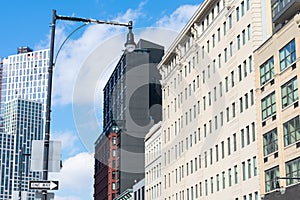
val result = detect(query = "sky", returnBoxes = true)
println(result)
[0,1,201,199]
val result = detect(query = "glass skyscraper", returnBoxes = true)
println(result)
[0,48,49,199]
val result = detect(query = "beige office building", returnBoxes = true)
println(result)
[157,0,270,199]
[254,13,300,199]
[145,122,163,200]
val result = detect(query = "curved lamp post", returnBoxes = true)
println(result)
[42,9,136,200]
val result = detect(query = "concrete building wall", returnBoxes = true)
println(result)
[157,0,267,199]
[254,13,300,198]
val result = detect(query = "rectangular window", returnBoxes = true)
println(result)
[245,93,249,109]
[218,54,222,68]
[219,82,223,97]
[234,165,238,184]
[263,128,278,156]
[225,77,229,92]
[223,22,227,36]
[246,126,250,145]
[224,48,228,63]
[216,145,219,162]
[236,7,240,21]
[242,162,246,181]
[231,71,235,87]
[249,56,253,72]
[207,40,210,53]
[237,35,241,50]
[214,87,217,102]
[220,112,224,126]
[215,115,218,130]
[229,14,232,29]
[210,177,214,194]
[280,39,296,71]
[281,77,298,108]
[250,89,254,105]
[205,180,208,196]
[222,171,226,189]
[240,97,243,113]
[286,157,300,186]
[284,116,300,146]
[112,182,116,190]
[265,166,279,192]
[112,136,117,145]
[253,156,257,176]
[204,152,207,168]
[243,60,247,77]
[221,141,225,159]
[216,174,220,191]
[233,133,237,151]
[241,1,245,16]
[260,57,274,86]
[261,92,276,120]
[241,129,245,148]
[238,65,242,81]
[230,42,233,57]
[199,182,202,196]
[242,30,246,45]
[252,122,256,142]
[228,168,232,187]
[247,0,250,10]
[210,148,213,165]
[247,24,251,40]
[212,34,215,47]
[217,28,221,42]
[213,60,216,73]
[226,107,230,122]
[227,137,231,155]
[248,159,252,178]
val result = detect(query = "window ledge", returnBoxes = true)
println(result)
[282,100,299,111]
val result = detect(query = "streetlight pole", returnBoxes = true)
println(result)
[42,9,136,200]
[18,148,31,200]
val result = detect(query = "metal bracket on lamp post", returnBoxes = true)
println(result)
[275,176,300,194]
[42,9,136,200]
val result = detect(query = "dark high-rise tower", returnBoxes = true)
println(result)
[94,39,164,200]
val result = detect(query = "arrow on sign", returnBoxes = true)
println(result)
[50,181,58,190]
[29,180,59,190]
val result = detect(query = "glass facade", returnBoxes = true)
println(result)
[0,49,48,200]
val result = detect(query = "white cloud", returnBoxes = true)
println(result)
[50,152,94,199]
[51,130,80,156]
[155,4,199,30]
[35,3,198,107]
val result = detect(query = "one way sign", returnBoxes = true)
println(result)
[29,180,59,190]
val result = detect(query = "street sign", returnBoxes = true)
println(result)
[29,180,59,190]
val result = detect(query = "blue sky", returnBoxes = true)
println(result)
[0,1,201,199]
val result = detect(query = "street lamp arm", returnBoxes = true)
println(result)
[276,176,300,180]
[55,15,133,28]
[54,23,88,65]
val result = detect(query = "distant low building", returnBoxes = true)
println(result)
[145,122,162,200]
[133,179,145,200]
